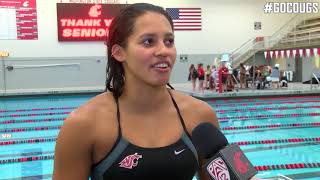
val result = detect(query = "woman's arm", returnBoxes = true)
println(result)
[53,110,93,180]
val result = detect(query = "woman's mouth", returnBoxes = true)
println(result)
[152,62,170,72]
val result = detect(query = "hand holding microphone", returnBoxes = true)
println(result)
[191,122,258,180]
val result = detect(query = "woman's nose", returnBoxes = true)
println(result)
[154,42,170,57]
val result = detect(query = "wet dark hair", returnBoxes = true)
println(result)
[189,64,195,71]
[105,3,174,98]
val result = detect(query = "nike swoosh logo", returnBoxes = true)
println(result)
[174,149,185,155]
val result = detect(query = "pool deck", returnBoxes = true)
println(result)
[172,82,320,100]
[0,86,105,97]
[0,82,319,99]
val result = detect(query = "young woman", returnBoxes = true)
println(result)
[205,65,212,89]
[240,63,246,89]
[197,63,205,94]
[53,3,219,180]
[226,74,235,91]
[210,65,217,92]
[189,64,198,91]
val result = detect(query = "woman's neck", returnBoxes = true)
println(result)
[119,79,171,114]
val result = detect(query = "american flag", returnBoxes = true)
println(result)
[166,8,202,31]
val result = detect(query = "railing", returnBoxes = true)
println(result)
[230,38,254,57]
[277,174,293,180]
[5,63,80,71]
[231,13,320,67]
[262,174,294,180]
[231,74,239,92]
[230,37,255,64]
[310,73,320,89]
[265,14,318,48]
[265,14,300,47]
[230,39,265,67]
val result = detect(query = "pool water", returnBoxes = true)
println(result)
[0,94,319,179]
[209,96,320,179]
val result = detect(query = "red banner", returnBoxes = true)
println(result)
[57,3,129,41]
[0,0,37,40]
[0,0,36,8]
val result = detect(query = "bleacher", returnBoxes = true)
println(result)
[231,14,320,68]
[273,16,320,49]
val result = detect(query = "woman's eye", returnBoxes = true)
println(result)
[164,38,174,46]
[143,38,154,46]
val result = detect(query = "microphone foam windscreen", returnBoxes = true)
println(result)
[191,122,228,159]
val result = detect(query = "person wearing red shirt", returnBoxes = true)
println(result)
[197,63,205,94]
[218,64,229,92]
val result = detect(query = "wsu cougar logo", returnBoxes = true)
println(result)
[88,4,102,18]
[207,157,230,180]
[22,1,29,7]
[233,151,249,174]
[119,153,142,169]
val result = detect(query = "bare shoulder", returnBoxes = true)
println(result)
[70,92,114,120]
[63,92,115,131]
[56,92,116,151]
[53,92,116,179]
[170,90,219,132]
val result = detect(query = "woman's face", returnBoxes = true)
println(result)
[121,12,176,87]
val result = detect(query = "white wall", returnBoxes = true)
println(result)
[302,56,320,82]
[0,0,307,94]
[0,58,4,95]
[1,0,296,57]
[2,57,106,94]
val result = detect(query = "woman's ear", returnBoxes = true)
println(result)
[111,44,126,62]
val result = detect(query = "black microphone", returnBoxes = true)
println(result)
[192,122,258,180]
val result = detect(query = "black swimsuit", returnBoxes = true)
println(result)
[90,91,199,180]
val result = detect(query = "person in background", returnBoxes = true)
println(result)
[52,3,222,180]
[197,63,205,94]
[255,67,265,90]
[279,70,288,87]
[226,74,235,91]
[269,64,280,89]
[239,63,246,89]
[189,64,198,91]
[219,63,229,92]
[232,68,239,82]
[205,65,212,89]
[209,65,217,91]
[262,65,270,77]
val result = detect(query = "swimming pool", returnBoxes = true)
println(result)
[0,94,319,179]
[0,94,94,179]
[209,95,320,179]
